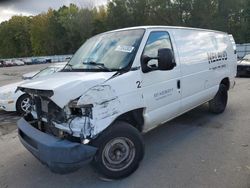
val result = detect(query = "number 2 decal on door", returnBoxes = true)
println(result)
[136,81,142,88]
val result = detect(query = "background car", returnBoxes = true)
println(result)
[0,62,66,114]
[4,60,14,67]
[2,59,25,67]
[32,57,52,64]
[13,59,25,66]
[23,58,32,65]
[237,54,250,77]
[0,60,4,67]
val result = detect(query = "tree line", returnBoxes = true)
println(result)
[0,0,249,59]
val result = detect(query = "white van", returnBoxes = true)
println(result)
[17,26,237,179]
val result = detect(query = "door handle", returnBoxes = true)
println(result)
[177,80,181,89]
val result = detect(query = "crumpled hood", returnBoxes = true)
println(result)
[19,71,115,108]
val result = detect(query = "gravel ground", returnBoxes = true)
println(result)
[0,64,52,86]
[0,65,249,188]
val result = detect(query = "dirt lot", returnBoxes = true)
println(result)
[0,65,250,188]
[0,64,51,86]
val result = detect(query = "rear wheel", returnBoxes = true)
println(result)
[91,121,144,179]
[209,84,228,114]
[16,94,31,115]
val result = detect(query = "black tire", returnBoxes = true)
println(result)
[209,84,228,114]
[16,94,31,115]
[91,121,144,179]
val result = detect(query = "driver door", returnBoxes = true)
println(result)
[141,30,182,131]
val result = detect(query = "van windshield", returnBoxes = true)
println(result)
[64,29,145,72]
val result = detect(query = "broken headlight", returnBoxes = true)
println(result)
[58,100,95,139]
[68,99,93,117]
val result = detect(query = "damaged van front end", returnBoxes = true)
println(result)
[17,28,146,177]
[17,81,121,173]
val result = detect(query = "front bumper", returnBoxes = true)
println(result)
[17,118,97,174]
[0,99,16,111]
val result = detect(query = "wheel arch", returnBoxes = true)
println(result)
[113,108,145,132]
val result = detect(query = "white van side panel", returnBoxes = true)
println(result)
[171,29,217,112]
[171,29,233,113]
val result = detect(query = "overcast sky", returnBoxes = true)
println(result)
[0,0,107,23]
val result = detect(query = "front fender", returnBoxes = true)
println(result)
[77,85,121,136]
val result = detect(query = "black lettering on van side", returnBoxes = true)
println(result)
[207,51,227,64]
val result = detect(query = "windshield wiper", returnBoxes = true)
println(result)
[82,61,113,71]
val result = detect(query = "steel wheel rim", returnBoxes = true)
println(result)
[20,97,31,112]
[102,137,136,172]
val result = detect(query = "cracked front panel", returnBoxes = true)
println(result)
[77,85,121,136]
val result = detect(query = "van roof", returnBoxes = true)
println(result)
[105,25,227,35]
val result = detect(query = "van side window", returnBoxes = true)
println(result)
[143,31,173,66]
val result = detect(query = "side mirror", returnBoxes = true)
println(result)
[141,48,176,73]
[158,48,176,71]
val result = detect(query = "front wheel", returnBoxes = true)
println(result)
[209,84,228,114]
[91,121,144,179]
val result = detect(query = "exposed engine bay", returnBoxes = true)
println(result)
[18,85,121,143]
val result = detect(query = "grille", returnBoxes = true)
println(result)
[33,96,66,123]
